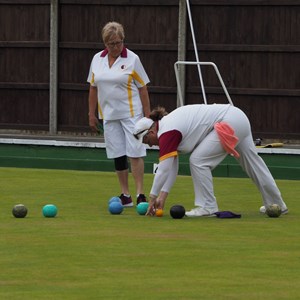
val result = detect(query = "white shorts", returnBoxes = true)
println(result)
[104,114,147,159]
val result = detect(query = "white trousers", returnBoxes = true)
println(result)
[189,106,287,210]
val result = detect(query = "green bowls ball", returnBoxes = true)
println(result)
[42,204,58,218]
[266,204,282,218]
[136,202,149,215]
[12,204,28,218]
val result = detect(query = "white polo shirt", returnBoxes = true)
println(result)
[87,47,150,121]
[157,104,231,159]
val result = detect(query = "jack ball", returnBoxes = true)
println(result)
[156,209,164,217]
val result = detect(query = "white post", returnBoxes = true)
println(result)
[185,0,207,104]
[177,0,187,107]
[49,0,58,134]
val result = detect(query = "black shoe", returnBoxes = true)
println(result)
[119,194,133,207]
[137,194,147,205]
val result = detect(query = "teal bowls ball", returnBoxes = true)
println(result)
[136,202,149,215]
[42,204,58,218]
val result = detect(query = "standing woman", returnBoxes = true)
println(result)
[87,22,151,206]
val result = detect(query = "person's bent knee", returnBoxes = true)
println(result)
[189,156,210,170]
[114,155,128,171]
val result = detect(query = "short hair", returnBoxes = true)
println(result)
[101,22,125,44]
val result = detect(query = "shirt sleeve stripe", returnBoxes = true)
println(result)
[132,70,145,86]
[91,73,95,85]
[159,151,178,162]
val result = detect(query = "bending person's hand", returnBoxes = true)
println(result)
[146,195,157,216]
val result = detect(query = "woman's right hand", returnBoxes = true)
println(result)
[89,114,100,133]
[146,196,157,216]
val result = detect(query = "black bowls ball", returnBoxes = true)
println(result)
[170,205,185,219]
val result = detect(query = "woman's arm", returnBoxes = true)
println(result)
[88,85,99,132]
[146,156,178,215]
[138,85,151,118]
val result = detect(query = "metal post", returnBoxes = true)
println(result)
[177,0,187,107]
[49,0,58,134]
[185,0,207,104]
[175,61,233,106]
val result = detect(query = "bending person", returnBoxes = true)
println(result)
[133,104,288,217]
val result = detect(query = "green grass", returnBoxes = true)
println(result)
[1,167,300,299]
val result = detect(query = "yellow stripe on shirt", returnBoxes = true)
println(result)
[131,70,145,86]
[127,75,134,117]
[91,72,95,85]
[127,70,146,117]
[98,105,104,119]
[159,151,178,162]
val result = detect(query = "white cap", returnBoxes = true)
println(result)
[133,117,154,143]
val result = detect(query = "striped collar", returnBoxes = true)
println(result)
[100,47,127,58]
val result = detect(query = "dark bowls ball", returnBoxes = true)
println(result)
[12,204,28,218]
[170,205,185,219]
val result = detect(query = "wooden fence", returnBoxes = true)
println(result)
[0,0,299,140]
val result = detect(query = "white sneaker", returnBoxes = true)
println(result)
[185,207,218,217]
[259,205,289,215]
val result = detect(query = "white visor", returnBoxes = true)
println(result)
[133,117,154,143]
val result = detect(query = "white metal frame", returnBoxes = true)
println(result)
[175,0,233,107]
[174,61,234,107]
[185,0,207,104]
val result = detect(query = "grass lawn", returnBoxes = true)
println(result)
[1,167,300,299]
